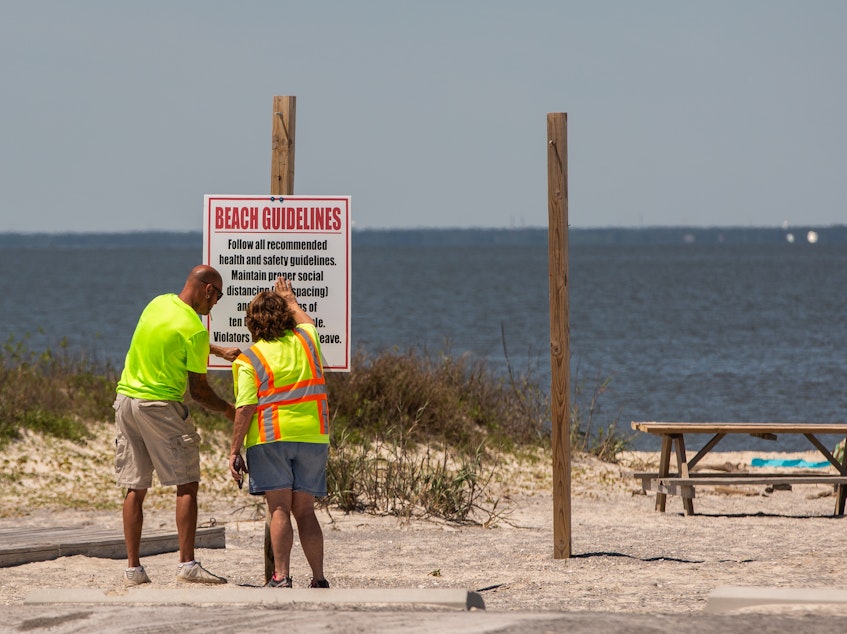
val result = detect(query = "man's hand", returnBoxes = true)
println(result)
[210,344,241,362]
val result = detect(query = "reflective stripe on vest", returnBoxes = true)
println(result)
[239,328,329,443]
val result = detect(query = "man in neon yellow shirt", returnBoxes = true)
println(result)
[115,265,239,586]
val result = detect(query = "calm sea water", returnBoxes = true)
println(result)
[3,241,847,452]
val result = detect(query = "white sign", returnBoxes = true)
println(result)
[202,194,351,371]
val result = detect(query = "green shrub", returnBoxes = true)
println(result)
[0,336,116,447]
[325,345,548,453]
[324,428,501,524]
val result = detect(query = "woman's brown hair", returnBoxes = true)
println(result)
[245,291,297,341]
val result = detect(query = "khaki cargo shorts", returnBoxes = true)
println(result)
[114,393,201,488]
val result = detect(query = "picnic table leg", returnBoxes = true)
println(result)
[656,435,672,512]
[673,434,694,516]
[835,485,847,517]
[836,435,847,517]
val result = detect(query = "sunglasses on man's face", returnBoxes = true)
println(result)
[200,279,224,301]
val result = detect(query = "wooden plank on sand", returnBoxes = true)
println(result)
[0,526,225,567]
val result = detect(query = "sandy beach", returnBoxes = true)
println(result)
[3,423,847,631]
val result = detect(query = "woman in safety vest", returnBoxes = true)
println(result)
[228,276,330,588]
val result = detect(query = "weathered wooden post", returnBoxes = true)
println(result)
[547,112,571,559]
[271,95,296,196]
[264,95,297,582]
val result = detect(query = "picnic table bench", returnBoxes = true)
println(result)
[630,421,847,516]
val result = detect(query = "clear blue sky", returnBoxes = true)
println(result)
[1,1,844,232]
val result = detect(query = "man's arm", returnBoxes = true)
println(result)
[210,344,241,362]
[188,372,236,421]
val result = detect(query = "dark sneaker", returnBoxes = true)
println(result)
[309,578,330,588]
[265,575,293,588]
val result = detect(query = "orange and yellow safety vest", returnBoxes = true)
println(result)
[237,328,329,446]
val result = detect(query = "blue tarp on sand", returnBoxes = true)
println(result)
[750,458,830,469]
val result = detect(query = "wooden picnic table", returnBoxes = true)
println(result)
[630,421,847,516]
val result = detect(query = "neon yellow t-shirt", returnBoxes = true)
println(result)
[232,324,328,445]
[116,294,209,401]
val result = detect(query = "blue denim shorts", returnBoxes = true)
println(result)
[245,441,328,497]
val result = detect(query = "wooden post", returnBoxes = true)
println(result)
[547,113,571,559]
[271,96,296,196]
[264,95,297,582]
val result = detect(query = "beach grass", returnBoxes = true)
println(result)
[0,339,628,522]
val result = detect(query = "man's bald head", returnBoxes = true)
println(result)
[179,265,224,315]
[189,265,222,288]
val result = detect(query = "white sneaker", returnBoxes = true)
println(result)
[123,566,151,587]
[176,561,227,584]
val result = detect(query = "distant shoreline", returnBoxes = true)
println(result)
[2,224,846,248]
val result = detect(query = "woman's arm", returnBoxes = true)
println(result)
[274,276,315,326]
[229,403,257,485]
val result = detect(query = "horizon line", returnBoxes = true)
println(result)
[0,223,843,235]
